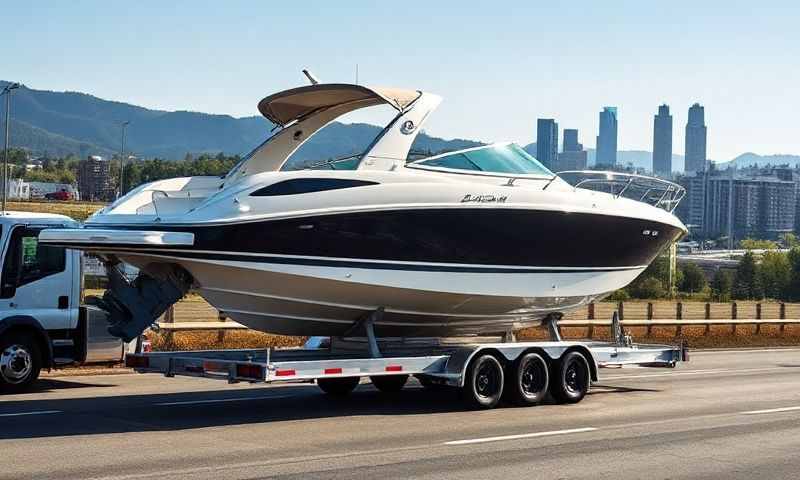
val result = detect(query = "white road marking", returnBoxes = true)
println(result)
[740,406,800,415]
[693,347,800,355]
[444,427,597,446]
[155,395,292,406]
[601,366,785,381]
[0,410,62,417]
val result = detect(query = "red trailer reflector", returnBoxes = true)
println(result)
[324,368,343,375]
[275,369,296,377]
[237,364,263,379]
[385,365,403,372]
[125,354,149,369]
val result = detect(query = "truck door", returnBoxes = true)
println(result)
[0,226,72,331]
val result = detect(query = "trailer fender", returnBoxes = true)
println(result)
[444,343,598,387]
[0,316,54,368]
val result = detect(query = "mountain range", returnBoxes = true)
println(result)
[2,80,799,171]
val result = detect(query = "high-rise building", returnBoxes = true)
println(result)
[557,128,587,171]
[536,119,558,170]
[652,104,673,177]
[685,103,707,173]
[679,166,796,241]
[675,172,707,235]
[596,107,618,167]
[78,155,114,202]
[563,129,581,152]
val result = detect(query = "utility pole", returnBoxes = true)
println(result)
[119,121,129,197]
[2,82,21,214]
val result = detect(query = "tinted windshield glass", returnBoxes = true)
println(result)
[415,144,552,176]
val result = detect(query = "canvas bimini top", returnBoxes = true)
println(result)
[226,83,440,180]
[257,84,422,126]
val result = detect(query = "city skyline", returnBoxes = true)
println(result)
[1,1,798,161]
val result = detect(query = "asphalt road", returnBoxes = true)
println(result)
[3,348,800,479]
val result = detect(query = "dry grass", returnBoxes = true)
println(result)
[8,200,106,221]
[149,330,305,351]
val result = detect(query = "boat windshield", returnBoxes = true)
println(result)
[409,143,553,176]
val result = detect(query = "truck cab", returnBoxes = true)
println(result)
[0,211,128,392]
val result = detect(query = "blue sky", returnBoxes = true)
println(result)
[2,1,799,160]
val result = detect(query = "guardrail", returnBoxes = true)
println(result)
[559,318,800,338]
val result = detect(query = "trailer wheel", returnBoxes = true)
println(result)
[506,352,549,406]
[317,376,360,397]
[462,354,504,409]
[551,351,590,404]
[370,374,408,393]
[0,332,42,394]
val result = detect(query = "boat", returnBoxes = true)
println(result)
[40,80,688,341]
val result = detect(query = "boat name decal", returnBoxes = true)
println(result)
[461,194,508,204]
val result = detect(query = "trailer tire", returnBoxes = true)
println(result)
[506,352,549,406]
[0,332,42,394]
[317,376,360,397]
[370,374,408,393]
[461,354,504,409]
[550,351,590,404]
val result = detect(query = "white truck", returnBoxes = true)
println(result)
[0,212,131,393]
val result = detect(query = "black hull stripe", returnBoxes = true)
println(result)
[82,208,682,268]
[66,245,644,273]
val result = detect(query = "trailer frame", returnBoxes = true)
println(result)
[126,312,688,407]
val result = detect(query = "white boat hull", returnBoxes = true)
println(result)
[117,252,643,336]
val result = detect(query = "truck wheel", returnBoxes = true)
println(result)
[317,377,360,397]
[0,333,42,394]
[461,354,504,409]
[370,374,408,393]
[506,352,549,406]
[550,351,590,404]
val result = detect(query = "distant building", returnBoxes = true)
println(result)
[78,155,114,201]
[596,107,618,167]
[5,178,30,200]
[675,172,707,235]
[685,103,707,173]
[563,129,581,152]
[678,164,800,241]
[652,104,673,177]
[557,129,587,171]
[536,119,558,170]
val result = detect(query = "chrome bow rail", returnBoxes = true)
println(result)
[556,170,686,213]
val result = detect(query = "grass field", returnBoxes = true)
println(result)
[8,200,106,221]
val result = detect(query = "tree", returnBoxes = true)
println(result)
[627,255,682,298]
[631,277,666,299]
[739,238,779,250]
[679,262,707,294]
[758,250,791,299]
[733,251,763,300]
[786,247,800,301]
[710,269,734,301]
[781,233,799,249]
